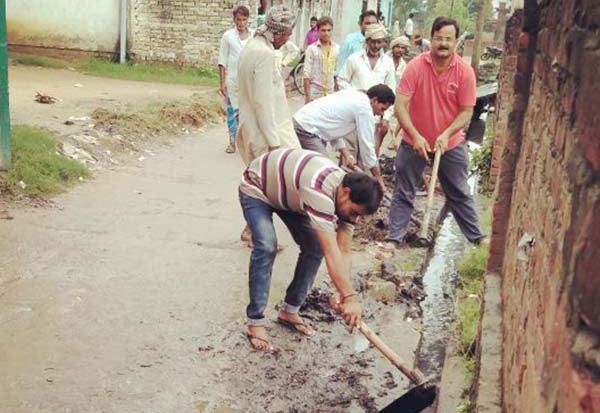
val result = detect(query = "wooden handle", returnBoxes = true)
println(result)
[418,149,442,239]
[358,321,425,385]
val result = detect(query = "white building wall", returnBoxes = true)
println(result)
[7,0,121,52]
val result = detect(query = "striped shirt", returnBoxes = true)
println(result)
[239,148,349,234]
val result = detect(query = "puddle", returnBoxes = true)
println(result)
[415,153,480,378]
[415,213,467,377]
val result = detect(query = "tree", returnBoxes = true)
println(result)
[392,0,423,29]
[424,0,475,36]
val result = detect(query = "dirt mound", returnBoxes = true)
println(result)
[299,288,336,323]
[92,92,222,139]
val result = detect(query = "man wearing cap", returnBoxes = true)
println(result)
[237,5,301,244]
[336,10,378,76]
[338,24,396,158]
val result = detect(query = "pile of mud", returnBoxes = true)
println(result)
[51,92,224,172]
[92,92,222,139]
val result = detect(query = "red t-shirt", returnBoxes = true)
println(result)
[397,51,476,151]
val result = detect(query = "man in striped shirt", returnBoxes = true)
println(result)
[239,148,383,351]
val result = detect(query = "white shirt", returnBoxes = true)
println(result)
[338,49,396,120]
[293,89,378,169]
[404,18,414,36]
[391,55,407,84]
[218,28,254,108]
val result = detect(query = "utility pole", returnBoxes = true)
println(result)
[0,0,11,170]
[471,0,487,81]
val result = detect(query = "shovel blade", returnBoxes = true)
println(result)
[377,382,437,413]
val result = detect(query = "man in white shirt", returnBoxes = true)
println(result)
[218,6,254,154]
[338,24,396,157]
[292,84,395,192]
[404,13,414,39]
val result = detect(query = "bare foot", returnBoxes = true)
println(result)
[246,325,273,352]
[277,310,314,336]
[240,226,252,242]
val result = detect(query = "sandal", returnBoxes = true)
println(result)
[246,332,274,352]
[225,144,236,154]
[276,317,315,337]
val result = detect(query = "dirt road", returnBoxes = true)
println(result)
[9,65,210,135]
[1,72,423,411]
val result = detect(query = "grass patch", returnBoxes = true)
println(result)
[452,206,492,412]
[456,246,487,354]
[11,54,69,69]
[1,125,90,196]
[10,53,220,87]
[78,58,219,87]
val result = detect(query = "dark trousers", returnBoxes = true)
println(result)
[387,142,485,243]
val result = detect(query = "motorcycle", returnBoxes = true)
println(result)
[481,45,503,60]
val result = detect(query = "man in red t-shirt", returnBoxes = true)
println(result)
[386,16,486,247]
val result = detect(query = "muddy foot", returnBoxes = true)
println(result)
[276,311,315,336]
[246,326,274,352]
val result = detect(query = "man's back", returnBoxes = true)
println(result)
[294,89,373,140]
[240,148,346,233]
[237,35,299,165]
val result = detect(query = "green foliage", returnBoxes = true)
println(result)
[5,125,90,196]
[424,0,476,37]
[12,54,68,69]
[458,399,474,413]
[469,117,495,191]
[393,0,423,26]
[78,58,219,87]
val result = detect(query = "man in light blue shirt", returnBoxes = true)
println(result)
[336,10,378,75]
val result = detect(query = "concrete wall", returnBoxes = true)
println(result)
[7,0,121,53]
[487,0,600,411]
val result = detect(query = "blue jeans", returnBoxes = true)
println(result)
[239,192,324,326]
[226,106,239,145]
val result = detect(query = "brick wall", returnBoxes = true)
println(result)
[488,0,600,411]
[130,0,259,67]
[486,9,524,273]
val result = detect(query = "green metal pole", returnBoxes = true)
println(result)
[0,0,11,170]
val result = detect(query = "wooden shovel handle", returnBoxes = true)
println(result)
[418,149,442,239]
[358,321,426,385]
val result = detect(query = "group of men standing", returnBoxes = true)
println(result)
[217,5,486,351]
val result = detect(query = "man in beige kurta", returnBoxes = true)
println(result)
[236,5,300,166]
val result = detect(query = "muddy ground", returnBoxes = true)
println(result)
[1,65,447,413]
